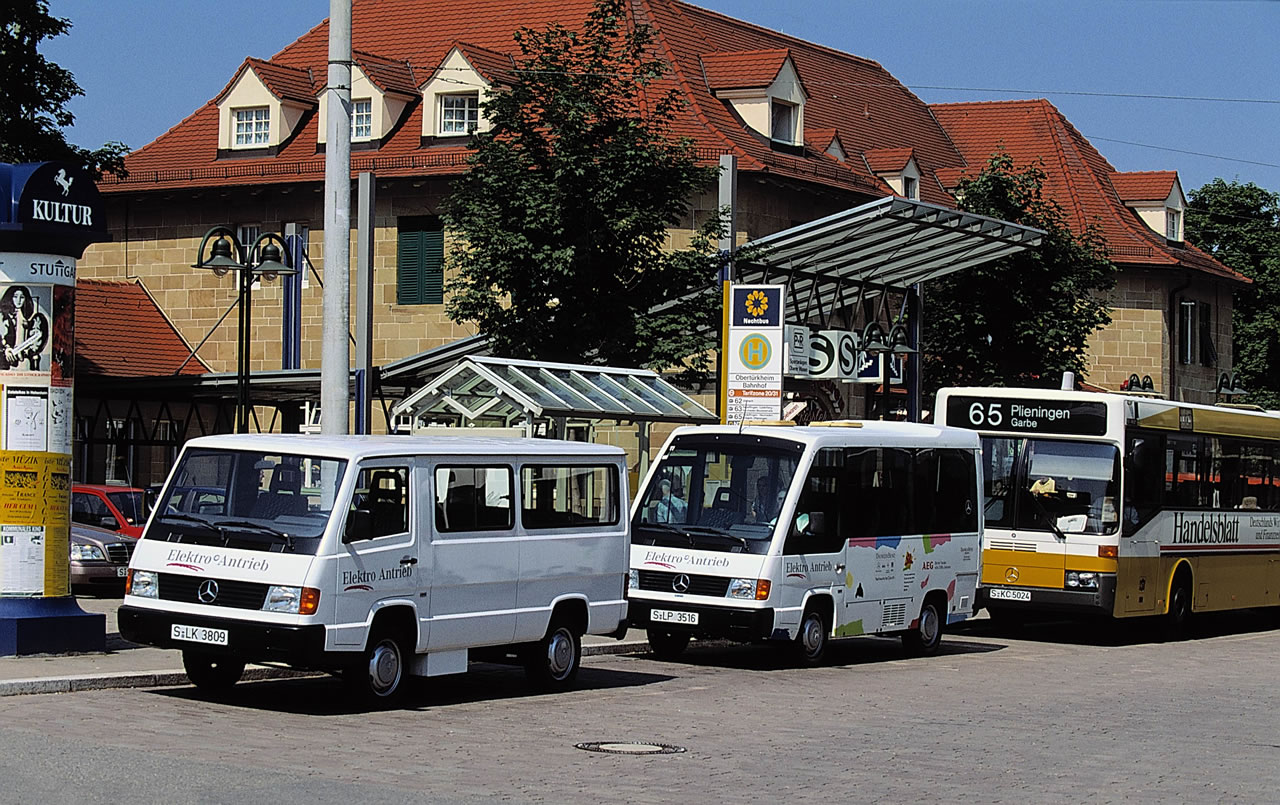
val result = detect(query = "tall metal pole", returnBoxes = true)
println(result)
[321,0,352,435]
[717,154,737,425]
[238,265,252,433]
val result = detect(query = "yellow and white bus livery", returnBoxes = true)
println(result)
[937,385,1280,633]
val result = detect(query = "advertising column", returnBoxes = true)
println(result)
[724,285,784,424]
[0,162,108,654]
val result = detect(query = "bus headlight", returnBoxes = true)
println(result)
[128,569,158,598]
[727,578,771,600]
[1065,571,1099,590]
[263,585,320,615]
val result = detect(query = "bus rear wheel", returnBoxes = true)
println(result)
[903,598,944,656]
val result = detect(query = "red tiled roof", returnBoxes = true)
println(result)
[700,48,792,91]
[106,0,966,208]
[75,280,209,377]
[930,99,1246,283]
[352,51,418,96]
[1111,170,1177,202]
[864,146,914,173]
[806,127,838,150]
[451,42,517,86]
[214,58,317,106]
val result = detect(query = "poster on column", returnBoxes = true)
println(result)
[725,285,784,424]
[0,284,53,378]
[4,387,47,452]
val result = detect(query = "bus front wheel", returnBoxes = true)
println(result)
[903,598,944,656]
[647,629,690,660]
[1162,573,1193,641]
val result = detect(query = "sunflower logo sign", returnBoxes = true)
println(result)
[733,286,780,327]
[725,284,785,424]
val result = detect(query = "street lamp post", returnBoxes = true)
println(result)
[192,226,297,433]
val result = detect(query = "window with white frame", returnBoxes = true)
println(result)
[352,99,373,140]
[902,176,918,200]
[1166,209,1182,241]
[234,107,270,146]
[770,100,797,144]
[1179,299,1196,365]
[439,93,479,136]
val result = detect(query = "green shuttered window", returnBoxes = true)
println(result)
[397,216,444,305]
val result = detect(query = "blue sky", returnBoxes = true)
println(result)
[45,0,1280,193]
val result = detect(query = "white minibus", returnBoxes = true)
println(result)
[628,421,982,662]
[120,434,629,701]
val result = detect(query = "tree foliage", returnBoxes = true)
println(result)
[1186,179,1280,409]
[922,152,1117,396]
[444,0,721,371]
[0,2,128,177]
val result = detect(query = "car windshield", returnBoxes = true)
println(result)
[147,447,347,554]
[632,434,801,554]
[105,490,146,525]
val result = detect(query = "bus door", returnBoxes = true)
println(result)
[780,447,848,635]
[1119,431,1163,614]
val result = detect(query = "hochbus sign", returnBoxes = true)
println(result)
[724,285,783,424]
[944,395,1109,436]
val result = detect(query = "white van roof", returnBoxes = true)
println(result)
[666,421,980,451]
[181,434,626,462]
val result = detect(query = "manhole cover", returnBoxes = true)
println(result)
[575,741,686,755]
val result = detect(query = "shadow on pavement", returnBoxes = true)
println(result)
[954,607,1280,647]
[148,662,673,716]
[641,632,1006,672]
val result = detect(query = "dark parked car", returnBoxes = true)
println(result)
[70,523,137,595]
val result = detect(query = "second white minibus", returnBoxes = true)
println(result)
[627,421,982,662]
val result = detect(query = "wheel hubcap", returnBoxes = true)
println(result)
[920,607,939,644]
[547,629,575,678]
[803,617,823,654]
[369,641,401,694]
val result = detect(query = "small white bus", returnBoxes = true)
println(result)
[627,421,982,662]
[120,434,629,701]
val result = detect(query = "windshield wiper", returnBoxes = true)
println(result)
[157,512,227,544]
[1026,494,1068,542]
[215,519,296,551]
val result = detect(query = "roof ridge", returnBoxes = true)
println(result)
[638,0,762,170]
[1037,99,1090,228]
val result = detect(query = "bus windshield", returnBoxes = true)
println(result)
[146,448,347,554]
[982,437,1120,536]
[633,436,801,554]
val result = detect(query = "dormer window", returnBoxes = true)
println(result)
[234,107,270,147]
[902,175,918,201]
[352,99,373,140]
[771,100,797,144]
[439,93,480,136]
[702,49,807,148]
[1166,208,1182,242]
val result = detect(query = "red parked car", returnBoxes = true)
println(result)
[71,484,148,539]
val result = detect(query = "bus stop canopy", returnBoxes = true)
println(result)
[391,356,717,427]
[737,196,1045,323]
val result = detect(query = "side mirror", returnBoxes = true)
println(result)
[806,511,827,535]
[344,509,373,544]
[100,515,119,530]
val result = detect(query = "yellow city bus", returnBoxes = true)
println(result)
[936,386,1280,633]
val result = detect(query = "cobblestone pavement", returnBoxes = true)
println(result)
[0,613,1277,804]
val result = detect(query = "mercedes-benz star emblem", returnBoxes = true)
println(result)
[197,579,220,604]
[1005,567,1020,583]
[672,574,691,593]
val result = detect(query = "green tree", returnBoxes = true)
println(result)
[1186,179,1280,409]
[923,152,1117,396]
[444,0,721,371]
[0,2,128,176]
